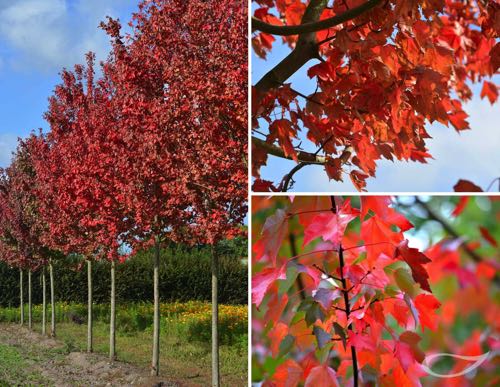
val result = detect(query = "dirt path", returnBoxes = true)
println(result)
[0,323,181,386]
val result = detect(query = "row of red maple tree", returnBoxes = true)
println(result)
[0,0,247,384]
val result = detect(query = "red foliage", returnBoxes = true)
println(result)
[0,137,49,270]
[252,1,499,191]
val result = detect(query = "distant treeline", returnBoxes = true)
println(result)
[0,238,247,307]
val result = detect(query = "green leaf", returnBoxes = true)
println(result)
[278,334,295,358]
[313,326,332,349]
[333,322,347,350]
[278,266,299,296]
[394,268,416,296]
[316,342,333,364]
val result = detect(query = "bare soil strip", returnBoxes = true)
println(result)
[0,323,181,386]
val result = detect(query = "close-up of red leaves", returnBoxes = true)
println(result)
[252,0,500,192]
[252,195,500,386]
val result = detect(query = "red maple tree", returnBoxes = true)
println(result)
[251,0,499,191]
[99,0,247,378]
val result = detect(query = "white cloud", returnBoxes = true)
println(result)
[0,0,135,72]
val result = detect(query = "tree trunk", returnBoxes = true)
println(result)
[28,270,32,330]
[87,259,93,353]
[19,269,24,326]
[151,237,161,376]
[211,245,220,387]
[42,267,47,335]
[49,260,56,337]
[109,260,116,361]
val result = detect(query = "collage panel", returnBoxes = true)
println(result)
[251,1,499,193]
[0,1,247,386]
[0,0,499,386]
[251,195,499,386]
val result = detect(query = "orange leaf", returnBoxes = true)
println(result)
[414,294,441,331]
[480,81,498,105]
[272,359,303,387]
[304,364,339,387]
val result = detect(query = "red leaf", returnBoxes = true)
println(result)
[349,170,369,192]
[448,110,470,131]
[252,264,287,306]
[360,196,413,231]
[253,208,289,265]
[303,199,358,247]
[480,81,498,104]
[395,240,432,292]
[394,341,414,372]
[414,294,441,331]
[451,196,469,217]
[272,359,303,387]
[304,364,339,387]
[361,216,403,265]
[453,179,483,192]
[479,226,498,247]
[268,119,298,161]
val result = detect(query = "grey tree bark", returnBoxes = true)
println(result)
[49,260,56,337]
[109,260,116,361]
[42,267,47,335]
[87,259,93,353]
[151,237,161,376]
[19,269,24,326]
[28,270,32,330]
[211,245,220,387]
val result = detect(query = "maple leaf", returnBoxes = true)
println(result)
[252,264,287,306]
[272,359,303,387]
[453,179,483,192]
[303,199,358,247]
[394,341,415,372]
[304,364,340,387]
[395,240,432,292]
[360,196,413,231]
[268,322,289,356]
[253,208,289,264]
[480,81,499,105]
[448,110,470,131]
[268,119,298,161]
[361,215,403,265]
[414,294,441,331]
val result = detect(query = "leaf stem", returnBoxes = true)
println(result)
[331,196,359,387]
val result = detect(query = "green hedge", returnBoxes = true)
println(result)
[0,239,247,307]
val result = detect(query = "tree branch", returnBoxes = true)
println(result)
[252,0,382,36]
[414,197,500,286]
[281,162,312,192]
[253,136,327,164]
[254,0,329,93]
[415,198,482,263]
[330,196,359,387]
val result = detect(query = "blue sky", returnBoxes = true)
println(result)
[0,0,138,167]
[252,40,500,192]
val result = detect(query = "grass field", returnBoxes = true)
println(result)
[0,301,247,386]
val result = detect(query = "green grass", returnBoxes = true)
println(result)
[0,342,53,385]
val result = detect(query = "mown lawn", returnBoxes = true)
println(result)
[0,301,247,386]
